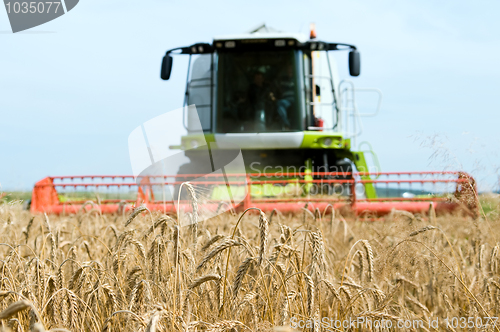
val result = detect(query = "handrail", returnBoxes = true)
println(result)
[338,79,383,145]
[354,88,382,117]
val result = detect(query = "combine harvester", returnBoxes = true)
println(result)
[30,25,478,217]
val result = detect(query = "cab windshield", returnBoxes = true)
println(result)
[216,50,302,133]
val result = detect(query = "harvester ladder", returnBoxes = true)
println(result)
[338,80,382,147]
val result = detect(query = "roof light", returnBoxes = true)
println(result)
[198,45,204,52]
[225,41,235,48]
[310,23,317,39]
[275,39,285,47]
[191,46,197,53]
[215,42,222,48]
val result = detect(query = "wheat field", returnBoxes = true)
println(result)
[0,193,499,332]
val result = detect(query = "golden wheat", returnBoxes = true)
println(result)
[0,196,498,331]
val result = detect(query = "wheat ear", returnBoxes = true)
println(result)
[145,311,161,332]
[304,273,314,316]
[409,225,437,237]
[258,211,269,266]
[232,257,255,298]
[361,240,374,282]
[125,205,149,227]
[197,239,242,271]
[189,274,221,289]
[202,234,225,252]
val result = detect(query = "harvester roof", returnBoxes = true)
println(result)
[165,24,357,55]
[213,23,308,44]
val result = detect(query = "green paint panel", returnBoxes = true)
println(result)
[173,132,378,199]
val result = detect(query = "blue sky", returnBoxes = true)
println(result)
[1,0,499,191]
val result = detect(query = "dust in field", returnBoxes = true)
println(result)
[0,196,499,331]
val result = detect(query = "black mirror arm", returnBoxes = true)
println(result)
[165,43,214,55]
[165,47,191,55]
[328,43,357,51]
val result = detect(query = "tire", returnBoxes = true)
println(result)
[335,159,353,196]
[320,159,352,196]
[22,199,32,211]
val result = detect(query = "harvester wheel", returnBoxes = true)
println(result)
[22,199,31,211]
[330,159,353,196]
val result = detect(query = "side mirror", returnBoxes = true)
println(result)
[161,54,173,80]
[348,50,360,77]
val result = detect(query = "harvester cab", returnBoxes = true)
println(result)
[161,24,379,200]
